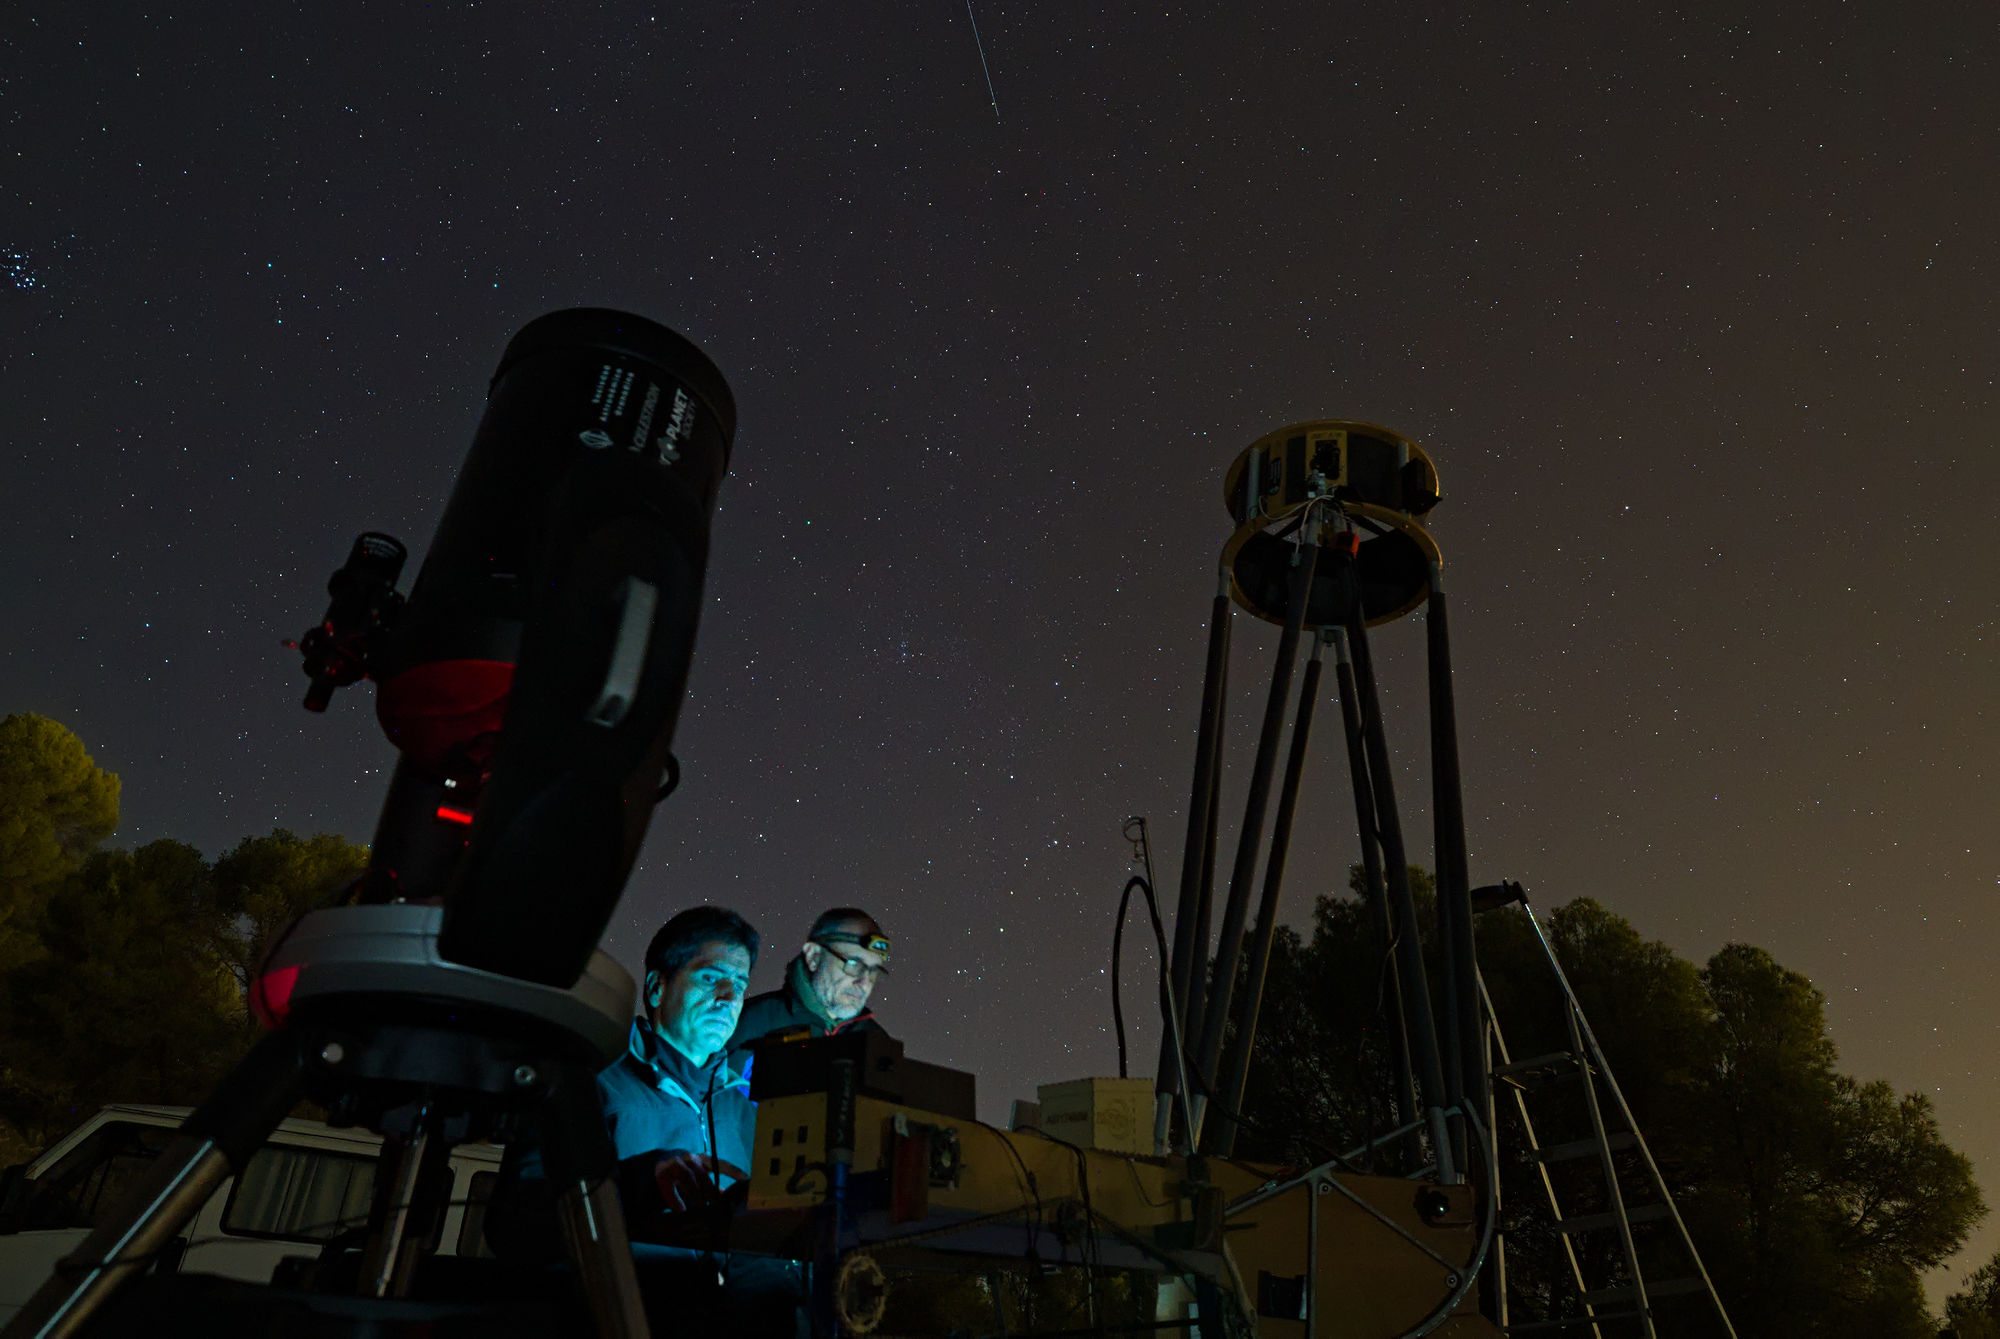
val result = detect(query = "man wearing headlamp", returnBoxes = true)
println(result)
[729,907,891,1071]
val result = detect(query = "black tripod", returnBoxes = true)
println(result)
[6,907,649,1337]
[2,309,738,1339]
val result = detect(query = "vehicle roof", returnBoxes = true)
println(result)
[31,1106,503,1175]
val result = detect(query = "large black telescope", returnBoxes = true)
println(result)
[366,307,735,984]
[4,309,734,1339]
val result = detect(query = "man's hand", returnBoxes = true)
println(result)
[652,1151,750,1212]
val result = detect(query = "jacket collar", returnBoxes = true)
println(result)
[787,954,876,1033]
[625,1017,747,1101]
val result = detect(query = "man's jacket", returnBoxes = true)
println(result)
[485,1018,753,1259]
[599,1017,755,1178]
[727,954,886,1079]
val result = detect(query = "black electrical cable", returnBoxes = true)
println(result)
[1109,875,1151,1080]
[1393,1102,1500,1339]
[1111,819,1163,1080]
[974,1120,1045,1257]
[1026,1130,1106,1333]
[1115,872,1196,1144]
[1109,864,1347,1168]
[703,1060,732,1283]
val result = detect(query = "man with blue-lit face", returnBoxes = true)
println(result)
[485,906,803,1330]
[649,939,752,1066]
[596,906,760,1214]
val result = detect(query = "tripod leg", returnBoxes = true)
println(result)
[355,1105,459,1299]
[1158,577,1233,1152]
[1,1029,309,1339]
[1192,539,1319,1147]
[1331,630,1422,1172]
[1344,603,1457,1182]
[1211,632,1326,1156]
[541,1065,651,1339]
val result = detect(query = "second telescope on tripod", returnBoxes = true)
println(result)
[1156,418,1487,1197]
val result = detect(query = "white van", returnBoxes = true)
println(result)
[0,1105,504,1323]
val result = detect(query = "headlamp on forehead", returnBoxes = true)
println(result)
[813,930,892,962]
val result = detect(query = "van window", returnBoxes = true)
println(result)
[457,1170,498,1258]
[222,1145,377,1243]
[11,1121,177,1232]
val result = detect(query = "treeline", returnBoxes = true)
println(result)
[0,712,364,1165]
[1237,868,1996,1337]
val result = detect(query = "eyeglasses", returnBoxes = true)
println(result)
[818,944,887,983]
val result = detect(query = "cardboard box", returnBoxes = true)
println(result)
[1035,1077,1157,1154]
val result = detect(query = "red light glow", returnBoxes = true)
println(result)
[250,965,301,1029]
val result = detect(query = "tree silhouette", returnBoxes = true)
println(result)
[1237,874,1982,1337]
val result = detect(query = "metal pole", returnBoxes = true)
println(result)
[812,1057,861,1339]
[1423,590,1465,1174]
[1211,633,1325,1156]
[1191,540,1320,1146]
[1428,573,1482,1130]
[1482,1011,1507,1328]
[1522,905,1739,1339]
[1173,737,1229,1143]
[1427,571,1495,1305]
[1187,748,1225,1040]
[1480,973,1594,1339]
[1330,628,1422,1172]
[543,1061,651,1339]
[1155,574,1234,1152]
[1345,596,1456,1182]
[358,1113,432,1297]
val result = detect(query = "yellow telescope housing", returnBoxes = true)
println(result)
[1220,418,1442,628]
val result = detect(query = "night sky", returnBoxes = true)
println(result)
[5,0,1996,1302]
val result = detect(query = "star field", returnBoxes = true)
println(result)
[3,0,1997,1303]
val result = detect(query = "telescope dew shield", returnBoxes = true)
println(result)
[369,308,734,986]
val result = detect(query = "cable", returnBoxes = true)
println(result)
[1394,1103,1499,1339]
[1105,824,1326,1164]
[1021,1130,1105,1333]
[702,1060,732,1282]
[1109,875,1150,1080]
[1110,819,1158,1079]
[972,1120,1044,1256]
[1108,820,1197,1147]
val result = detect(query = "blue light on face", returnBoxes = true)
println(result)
[660,942,754,1063]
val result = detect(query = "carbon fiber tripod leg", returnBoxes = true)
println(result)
[542,1063,651,1339]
